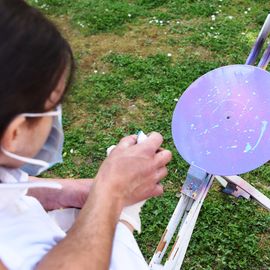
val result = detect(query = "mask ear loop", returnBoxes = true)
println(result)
[0,106,62,168]
[21,106,61,118]
[1,147,50,167]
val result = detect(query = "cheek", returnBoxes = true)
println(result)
[39,117,53,145]
[44,71,67,110]
[30,117,53,156]
[45,90,63,110]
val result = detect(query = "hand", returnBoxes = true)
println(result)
[27,178,94,211]
[95,132,172,208]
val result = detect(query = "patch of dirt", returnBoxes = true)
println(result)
[51,15,213,128]
[63,99,89,128]
[259,231,270,249]
[52,15,213,73]
[256,182,270,191]
[178,17,206,27]
[106,95,149,128]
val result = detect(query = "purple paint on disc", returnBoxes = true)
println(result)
[172,65,270,176]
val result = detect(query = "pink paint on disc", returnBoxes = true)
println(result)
[172,65,270,175]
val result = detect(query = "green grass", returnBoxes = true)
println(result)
[28,0,270,269]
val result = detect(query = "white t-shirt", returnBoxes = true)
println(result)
[0,167,149,270]
[0,195,66,270]
[0,167,66,270]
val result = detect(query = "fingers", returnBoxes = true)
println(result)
[145,167,167,200]
[117,132,164,155]
[137,132,163,154]
[148,156,170,199]
[155,167,168,182]
[151,184,164,197]
[154,149,172,168]
[117,135,137,149]
[106,145,116,156]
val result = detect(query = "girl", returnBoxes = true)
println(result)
[0,1,172,269]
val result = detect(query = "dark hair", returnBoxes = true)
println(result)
[0,0,75,138]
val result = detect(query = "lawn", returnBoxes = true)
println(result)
[29,1,270,269]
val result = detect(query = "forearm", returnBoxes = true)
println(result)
[27,177,62,209]
[27,177,95,210]
[37,181,123,270]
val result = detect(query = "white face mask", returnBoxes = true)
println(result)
[1,105,64,176]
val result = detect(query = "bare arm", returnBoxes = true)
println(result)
[0,261,7,270]
[37,180,122,270]
[0,183,121,270]
[34,133,171,270]
[27,178,94,210]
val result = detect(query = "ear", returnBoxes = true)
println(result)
[1,115,27,152]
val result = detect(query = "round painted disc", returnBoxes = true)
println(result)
[172,65,270,175]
